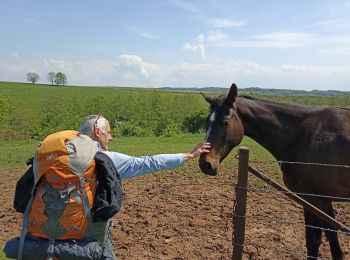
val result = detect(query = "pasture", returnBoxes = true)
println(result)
[0,82,349,259]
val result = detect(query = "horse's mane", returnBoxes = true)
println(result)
[241,95,350,112]
[216,94,349,112]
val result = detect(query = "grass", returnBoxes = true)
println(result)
[0,81,127,111]
[0,139,38,168]
[0,133,277,170]
[0,81,202,113]
[0,249,7,260]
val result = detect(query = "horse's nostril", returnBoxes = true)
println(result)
[199,160,218,176]
[205,162,212,172]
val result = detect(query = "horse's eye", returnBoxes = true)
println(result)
[223,116,231,126]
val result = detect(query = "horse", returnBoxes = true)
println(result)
[199,83,350,260]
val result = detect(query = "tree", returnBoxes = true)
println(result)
[47,72,56,85]
[54,72,68,86]
[26,72,40,84]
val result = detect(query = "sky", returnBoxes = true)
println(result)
[1,0,350,91]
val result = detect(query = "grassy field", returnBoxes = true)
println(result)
[1,81,349,142]
[0,133,276,174]
[0,81,317,259]
[0,81,205,113]
[0,80,299,180]
[0,81,210,140]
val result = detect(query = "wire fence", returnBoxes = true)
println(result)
[114,152,350,259]
[232,148,350,260]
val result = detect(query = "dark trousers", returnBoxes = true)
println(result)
[100,226,117,260]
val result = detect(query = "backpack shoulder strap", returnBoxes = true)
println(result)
[14,158,34,213]
[17,183,35,260]
[92,151,124,222]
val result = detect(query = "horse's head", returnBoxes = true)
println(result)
[199,83,244,176]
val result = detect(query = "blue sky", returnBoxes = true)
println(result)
[1,0,350,90]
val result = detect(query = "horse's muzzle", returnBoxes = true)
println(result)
[199,155,218,176]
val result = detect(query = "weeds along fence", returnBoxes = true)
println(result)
[232,147,350,260]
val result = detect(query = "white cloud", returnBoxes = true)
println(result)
[0,55,349,90]
[201,30,315,48]
[209,18,246,28]
[152,60,349,90]
[254,32,314,47]
[321,36,350,44]
[196,34,205,43]
[168,0,200,15]
[196,30,319,48]
[116,54,157,79]
[43,59,74,72]
[205,30,230,44]
[319,47,350,55]
[137,31,160,39]
[279,64,350,78]
[127,27,160,40]
[0,55,158,86]
[311,16,350,30]
[182,43,206,58]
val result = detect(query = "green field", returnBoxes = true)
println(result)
[1,80,347,174]
[5,81,346,259]
[0,81,210,140]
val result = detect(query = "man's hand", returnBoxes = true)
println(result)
[184,142,211,160]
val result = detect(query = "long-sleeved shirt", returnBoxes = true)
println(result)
[102,151,185,179]
[92,140,184,179]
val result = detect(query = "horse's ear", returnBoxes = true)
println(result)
[226,83,238,106]
[200,92,214,104]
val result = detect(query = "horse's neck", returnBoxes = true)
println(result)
[237,97,311,159]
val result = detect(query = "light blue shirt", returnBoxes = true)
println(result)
[102,150,185,179]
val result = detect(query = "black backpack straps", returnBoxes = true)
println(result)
[18,175,36,260]
[92,152,124,222]
[14,157,34,213]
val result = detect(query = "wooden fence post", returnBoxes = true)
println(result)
[232,147,249,260]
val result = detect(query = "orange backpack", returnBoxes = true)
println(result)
[7,130,123,260]
[27,130,99,240]
[17,130,102,260]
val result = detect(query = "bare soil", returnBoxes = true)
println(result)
[1,163,349,259]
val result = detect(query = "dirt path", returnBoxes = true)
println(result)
[1,164,349,259]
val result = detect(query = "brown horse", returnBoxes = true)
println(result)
[199,83,350,260]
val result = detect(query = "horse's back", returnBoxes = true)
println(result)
[282,107,350,198]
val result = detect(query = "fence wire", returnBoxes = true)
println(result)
[116,156,349,259]
[233,157,350,259]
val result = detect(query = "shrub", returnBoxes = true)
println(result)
[113,121,150,137]
[162,122,182,137]
[0,94,10,130]
[0,98,36,140]
[182,109,207,133]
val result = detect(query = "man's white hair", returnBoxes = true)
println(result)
[79,114,107,136]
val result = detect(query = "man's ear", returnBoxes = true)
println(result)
[93,127,100,138]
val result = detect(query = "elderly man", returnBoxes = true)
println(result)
[5,114,210,260]
[79,114,211,259]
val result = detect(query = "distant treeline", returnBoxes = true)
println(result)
[0,82,349,141]
[159,86,349,97]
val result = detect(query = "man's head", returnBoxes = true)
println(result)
[79,114,112,150]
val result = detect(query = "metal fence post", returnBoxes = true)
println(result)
[232,147,249,260]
